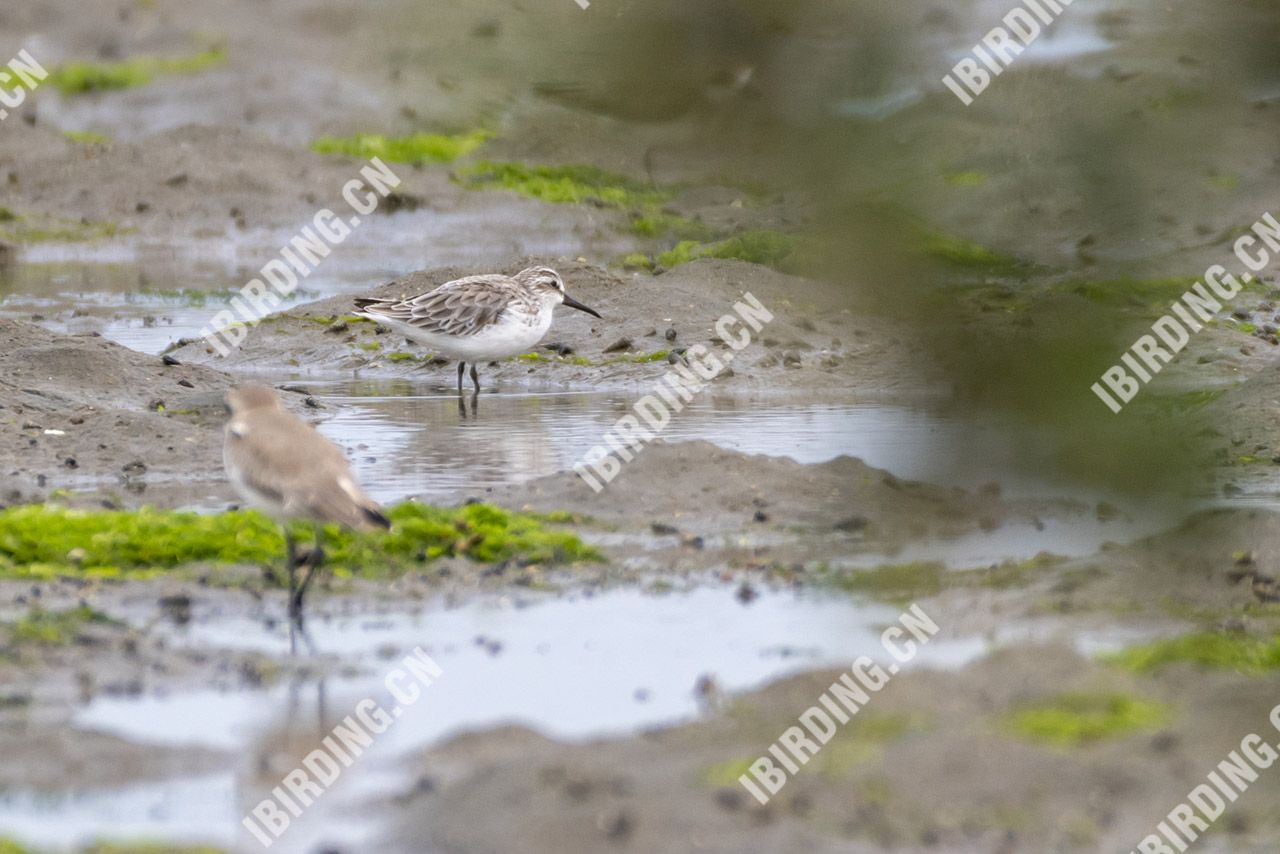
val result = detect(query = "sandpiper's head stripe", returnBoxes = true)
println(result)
[516,266,565,292]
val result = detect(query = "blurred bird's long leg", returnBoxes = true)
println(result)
[469,363,480,393]
[311,520,326,568]
[291,521,326,620]
[456,361,466,394]
[284,528,300,619]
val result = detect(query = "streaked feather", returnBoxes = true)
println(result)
[354,274,539,338]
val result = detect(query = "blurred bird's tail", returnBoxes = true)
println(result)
[363,505,392,530]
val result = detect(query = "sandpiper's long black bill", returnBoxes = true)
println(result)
[563,295,602,318]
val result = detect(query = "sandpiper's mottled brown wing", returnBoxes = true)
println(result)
[355,275,530,337]
[225,408,388,530]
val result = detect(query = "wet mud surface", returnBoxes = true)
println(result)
[4,1,1280,853]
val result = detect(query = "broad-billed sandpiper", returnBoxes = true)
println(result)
[353,266,601,393]
[223,384,390,619]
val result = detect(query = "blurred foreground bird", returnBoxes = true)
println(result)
[353,266,600,395]
[223,385,390,620]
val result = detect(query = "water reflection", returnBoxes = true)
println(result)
[2,582,1163,851]
[306,378,1154,506]
[58,586,984,850]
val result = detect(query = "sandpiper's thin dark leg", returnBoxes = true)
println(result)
[457,361,466,394]
[469,363,480,393]
[292,522,325,618]
[285,528,300,619]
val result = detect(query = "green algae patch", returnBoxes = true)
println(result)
[312,130,490,164]
[46,48,226,94]
[0,213,130,245]
[516,352,592,366]
[1209,174,1240,191]
[655,230,799,270]
[955,553,1066,590]
[1004,692,1169,746]
[697,712,926,787]
[697,757,756,788]
[307,314,375,327]
[0,505,279,578]
[812,712,929,777]
[833,562,945,601]
[456,160,727,241]
[919,229,1029,274]
[103,848,222,854]
[607,350,670,364]
[1147,388,1228,414]
[457,160,706,239]
[4,606,117,647]
[943,170,990,187]
[459,161,665,208]
[828,555,1062,603]
[63,130,111,145]
[118,287,259,308]
[620,252,655,272]
[0,503,599,581]
[628,211,716,241]
[1104,632,1280,675]
[1056,276,1200,309]
[2,842,227,854]
[80,844,227,854]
